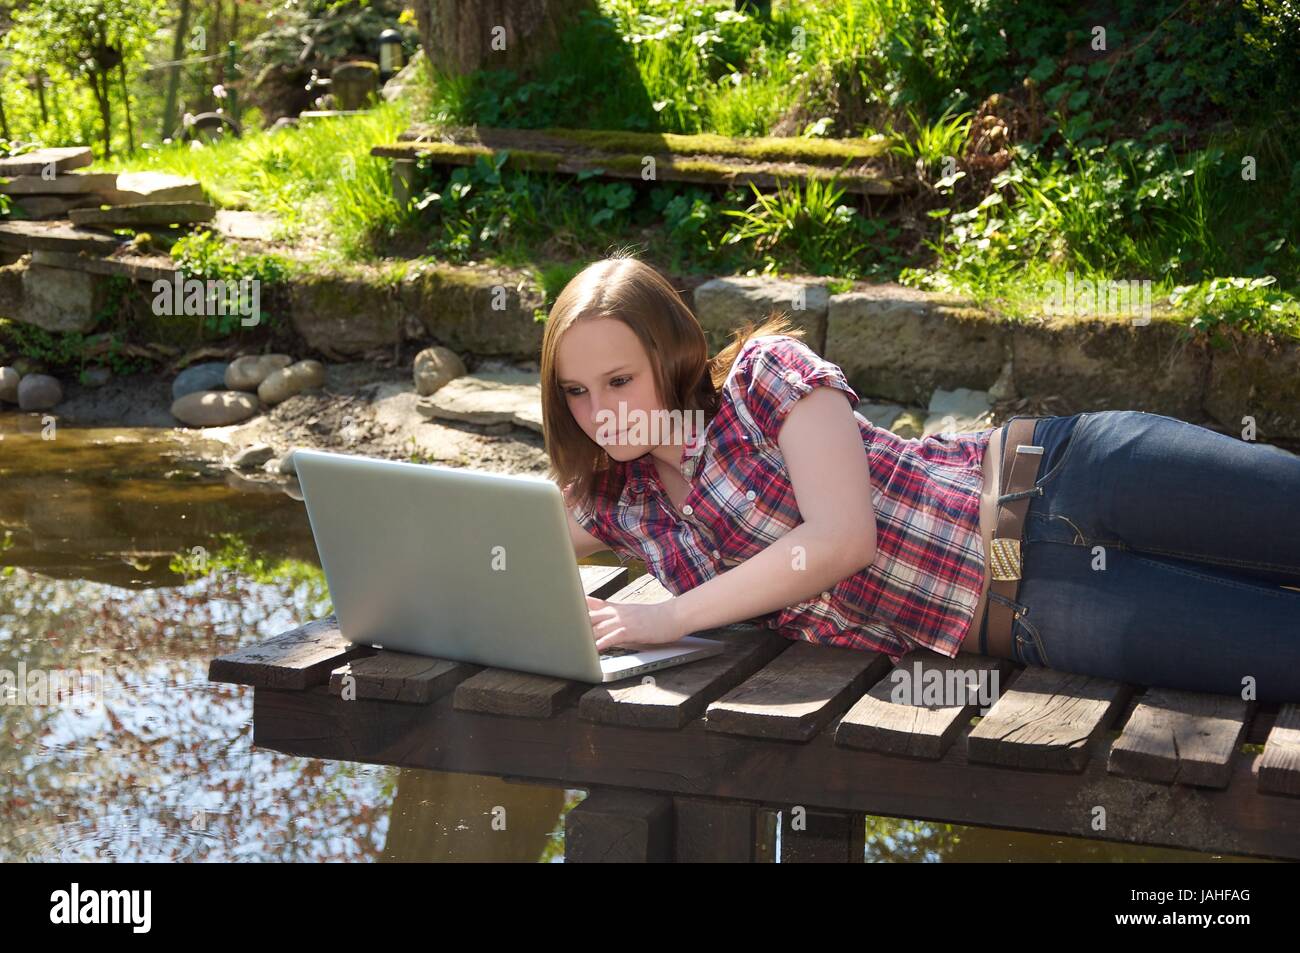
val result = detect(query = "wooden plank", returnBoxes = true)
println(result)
[564,789,673,862]
[397,122,890,165]
[0,220,124,255]
[0,146,93,177]
[450,564,631,716]
[329,651,474,704]
[208,614,373,690]
[673,796,759,862]
[576,563,631,599]
[837,652,1016,759]
[579,624,789,729]
[454,668,587,718]
[1259,703,1300,797]
[372,124,902,197]
[967,666,1132,772]
[704,641,891,741]
[1107,688,1251,789]
[755,808,778,862]
[780,807,866,862]
[252,684,1300,860]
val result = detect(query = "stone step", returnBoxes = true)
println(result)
[0,146,93,177]
[0,220,124,255]
[9,194,110,220]
[0,171,121,195]
[70,201,215,228]
[0,170,204,204]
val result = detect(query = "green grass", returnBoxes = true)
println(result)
[56,0,1298,340]
[90,100,414,260]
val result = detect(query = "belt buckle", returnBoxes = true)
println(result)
[990,536,1022,581]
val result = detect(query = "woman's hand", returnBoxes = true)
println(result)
[586,596,685,652]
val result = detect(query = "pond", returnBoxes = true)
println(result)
[0,412,1262,862]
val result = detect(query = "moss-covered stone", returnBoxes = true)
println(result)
[826,285,1009,405]
[1203,329,1300,441]
[398,262,545,359]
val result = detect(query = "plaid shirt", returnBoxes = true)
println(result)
[567,334,993,662]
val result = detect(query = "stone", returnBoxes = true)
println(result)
[17,373,63,410]
[397,263,546,360]
[414,345,467,396]
[694,276,830,354]
[226,354,293,391]
[856,401,907,431]
[213,210,279,242]
[102,172,205,205]
[0,259,22,316]
[987,357,1017,402]
[11,194,110,220]
[415,370,542,432]
[1011,309,1207,420]
[69,201,215,228]
[172,361,231,400]
[0,366,21,403]
[891,410,926,439]
[1204,330,1300,442]
[79,366,112,388]
[382,48,425,102]
[277,447,314,475]
[0,220,123,255]
[258,359,326,405]
[290,274,404,359]
[0,172,120,195]
[231,443,276,469]
[0,146,93,177]
[826,285,1007,406]
[923,387,994,436]
[171,390,261,427]
[331,61,380,110]
[20,264,112,333]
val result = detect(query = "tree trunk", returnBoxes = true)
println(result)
[416,0,591,82]
[162,0,193,139]
[91,72,112,158]
[119,60,135,154]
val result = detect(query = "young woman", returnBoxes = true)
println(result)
[543,253,1300,703]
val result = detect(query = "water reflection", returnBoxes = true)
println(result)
[0,415,1262,861]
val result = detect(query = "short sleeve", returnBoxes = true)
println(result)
[563,478,637,566]
[738,335,860,444]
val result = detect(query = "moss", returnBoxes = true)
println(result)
[547,128,889,162]
[392,140,891,191]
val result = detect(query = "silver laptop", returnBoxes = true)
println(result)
[292,448,726,683]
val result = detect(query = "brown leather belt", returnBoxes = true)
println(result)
[982,416,1046,660]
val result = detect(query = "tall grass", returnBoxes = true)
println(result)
[92,100,413,257]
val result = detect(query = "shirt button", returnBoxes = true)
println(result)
[785,371,801,384]
[821,590,831,599]
[712,549,721,558]
[681,504,693,515]
[745,490,756,501]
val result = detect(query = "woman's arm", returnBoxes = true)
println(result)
[666,385,877,637]
[567,504,611,559]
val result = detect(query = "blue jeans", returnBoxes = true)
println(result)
[981,410,1300,702]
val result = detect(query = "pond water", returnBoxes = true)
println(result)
[0,413,1261,862]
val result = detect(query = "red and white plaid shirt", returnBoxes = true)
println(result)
[566,334,993,662]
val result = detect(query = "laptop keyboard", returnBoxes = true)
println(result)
[598,646,637,658]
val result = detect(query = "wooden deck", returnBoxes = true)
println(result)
[208,565,1300,862]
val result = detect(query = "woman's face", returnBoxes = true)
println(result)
[556,317,664,462]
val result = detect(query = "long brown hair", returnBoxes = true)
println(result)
[543,249,807,508]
